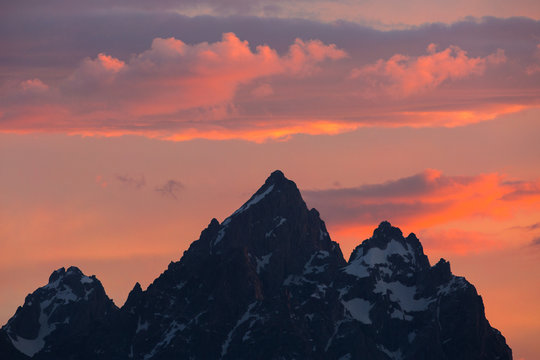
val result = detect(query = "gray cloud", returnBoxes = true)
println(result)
[527,223,540,231]
[155,180,184,200]
[511,222,540,231]
[2,13,538,73]
[304,170,468,201]
[302,170,455,225]
[115,174,146,189]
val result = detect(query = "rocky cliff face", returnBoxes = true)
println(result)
[0,171,512,359]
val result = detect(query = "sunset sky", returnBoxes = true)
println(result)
[1,0,540,358]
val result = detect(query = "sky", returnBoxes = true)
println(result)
[1,0,540,358]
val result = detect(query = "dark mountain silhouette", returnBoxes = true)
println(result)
[0,171,512,359]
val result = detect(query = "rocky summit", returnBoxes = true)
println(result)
[0,171,512,359]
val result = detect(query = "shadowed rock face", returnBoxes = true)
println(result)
[1,171,512,360]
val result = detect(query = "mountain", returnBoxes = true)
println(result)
[0,170,512,359]
[1,267,117,359]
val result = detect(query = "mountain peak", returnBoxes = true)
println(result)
[262,169,292,189]
[4,267,116,357]
[221,170,304,224]
[48,267,66,283]
[267,169,285,181]
[45,266,95,288]
[346,221,431,279]
[372,220,403,240]
[260,170,297,194]
[201,170,338,261]
[47,266,86,285]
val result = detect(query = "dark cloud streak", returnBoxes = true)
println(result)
[115,175,146,189]
[155,180,184,200]
[2,14,538,74]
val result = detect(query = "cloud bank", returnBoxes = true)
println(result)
[1,13,540,141]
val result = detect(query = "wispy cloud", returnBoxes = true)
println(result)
[115,174,146,189]
[510,222,540,232]
[155,180,184,200]
[4,0,540,26]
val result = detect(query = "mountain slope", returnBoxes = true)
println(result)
[122,170,347,359]
[1,171,512,359]
[333,221,510,360]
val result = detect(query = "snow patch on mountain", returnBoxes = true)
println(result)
[144,321,186,360]
[283,274,316,286]
[344,239,414,278]
[342,298,373,324]
[136,318,150,334]
[8,298,63,356]
[374,280,435,320]
[214,226,227,246]
[80,276,94,284]
[214,186,276,246]
[378,344,403,360]
[437,276,468,296]
[265,216,287,238]
[233,184,274,216]
[256,253,272,273]
[9,309,52,357]
[303,250,330,275]
[221,302,259,357]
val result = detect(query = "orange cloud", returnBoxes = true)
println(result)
[393,103,527,127]
[350,44,506,96]
[304,170,540,251]
[162,119,360,142]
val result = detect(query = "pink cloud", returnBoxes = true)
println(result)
[19,79,49,93]
[526,44,540,75]
[76,33,346,117]
[1,32,346,134]
[1,26,539,141]
[286,38,347,75]
[350,44,506,96]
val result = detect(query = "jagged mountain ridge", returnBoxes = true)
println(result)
[1,170,512,359]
